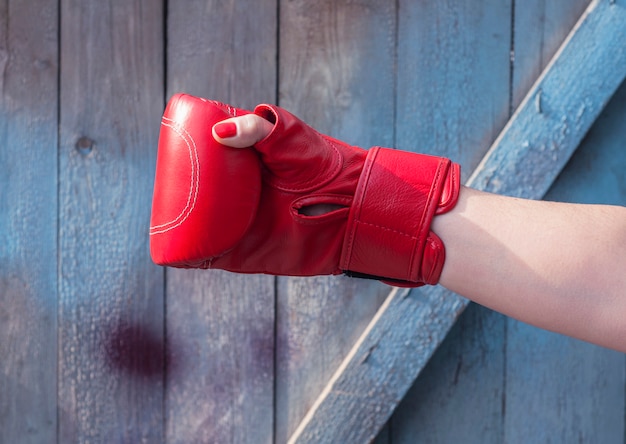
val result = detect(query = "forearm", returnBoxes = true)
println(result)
[205,105,626,350]
[433,187,626,351]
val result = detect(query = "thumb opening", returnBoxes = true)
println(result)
[212,114,274,148]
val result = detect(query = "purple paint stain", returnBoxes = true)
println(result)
[103,321,175,378]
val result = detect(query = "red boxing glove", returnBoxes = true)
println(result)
[150,94,460,286]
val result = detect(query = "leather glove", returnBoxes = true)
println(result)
[150,93,460,287]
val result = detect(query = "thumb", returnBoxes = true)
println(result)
[212,114,274,148]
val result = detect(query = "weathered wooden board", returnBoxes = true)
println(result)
[545,79,626,206]
[391,304,506,444]
[276,1,395,441]
[512,0,592,109]
[290,0,626,441]
[2,1,625,441]
[504,80,626,444]
[165,1,276,442]
[505,322,625,443]
[470,0,626,197]
[390,1,512,442]
[393,1,597,443]
[0,1,58,442]
[395,0,512,178]
[504,1,624,442]
[58,1,165,441]
[289,286,467,443]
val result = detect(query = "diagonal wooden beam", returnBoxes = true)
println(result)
[289,1,626,442]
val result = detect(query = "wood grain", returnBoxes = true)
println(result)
[1,1,624,441]
[290,0,626,441]
[392,306,507,444]
[0,1,58,442]
[164,271,275,443]
[503,1,625,443]
[165,1,276,442]
[395,0,512,179]
[470,0,626,197]
[504,66,626,444]
[395,1,598,443]
[391,1,512,442]
[288,286,468,443]
[512,0,592,109]
[504,324,624,443]
[545,78,626,206]
[276,1,396,441]
[58,1,165,441]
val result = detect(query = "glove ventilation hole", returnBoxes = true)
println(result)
[291,194,352,224]
[297,203,346,216]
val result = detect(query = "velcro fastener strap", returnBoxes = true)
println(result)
[340,147,459,285]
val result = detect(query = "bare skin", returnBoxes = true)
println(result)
[213,114,626,352]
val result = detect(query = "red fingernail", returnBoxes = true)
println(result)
[214,122,237,138]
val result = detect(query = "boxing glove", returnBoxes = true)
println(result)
[150,93,460,286]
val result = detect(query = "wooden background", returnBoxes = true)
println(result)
[1,0,625,442]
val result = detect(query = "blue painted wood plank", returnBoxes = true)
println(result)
[392,306,507,444]
[58,1,165,442]
[512,0,591,109]
[164,1,276,443]
[505,1,624,442]
[289,286,467,443]
[505,327,625,443]
[0,2,58,442]
[390,1,511,442]
[394,1,598,443]
[395,0,512,179]
[470,0,626,197]
[504,78,626,444]
[289,1,626,442]
[276,1,396,442]
[545,79,626,207]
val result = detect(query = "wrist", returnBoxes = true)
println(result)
[341,147,460,286]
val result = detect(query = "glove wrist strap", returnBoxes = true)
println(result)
[340,147,460,286]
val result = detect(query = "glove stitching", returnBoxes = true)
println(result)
[149,118,200,235]
[341,147,378,270]
[355,220,417,239]
[204,98,240,118]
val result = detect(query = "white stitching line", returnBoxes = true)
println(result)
[149,117,200,235]
[150,118,199,234]
[149,118,195,230]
